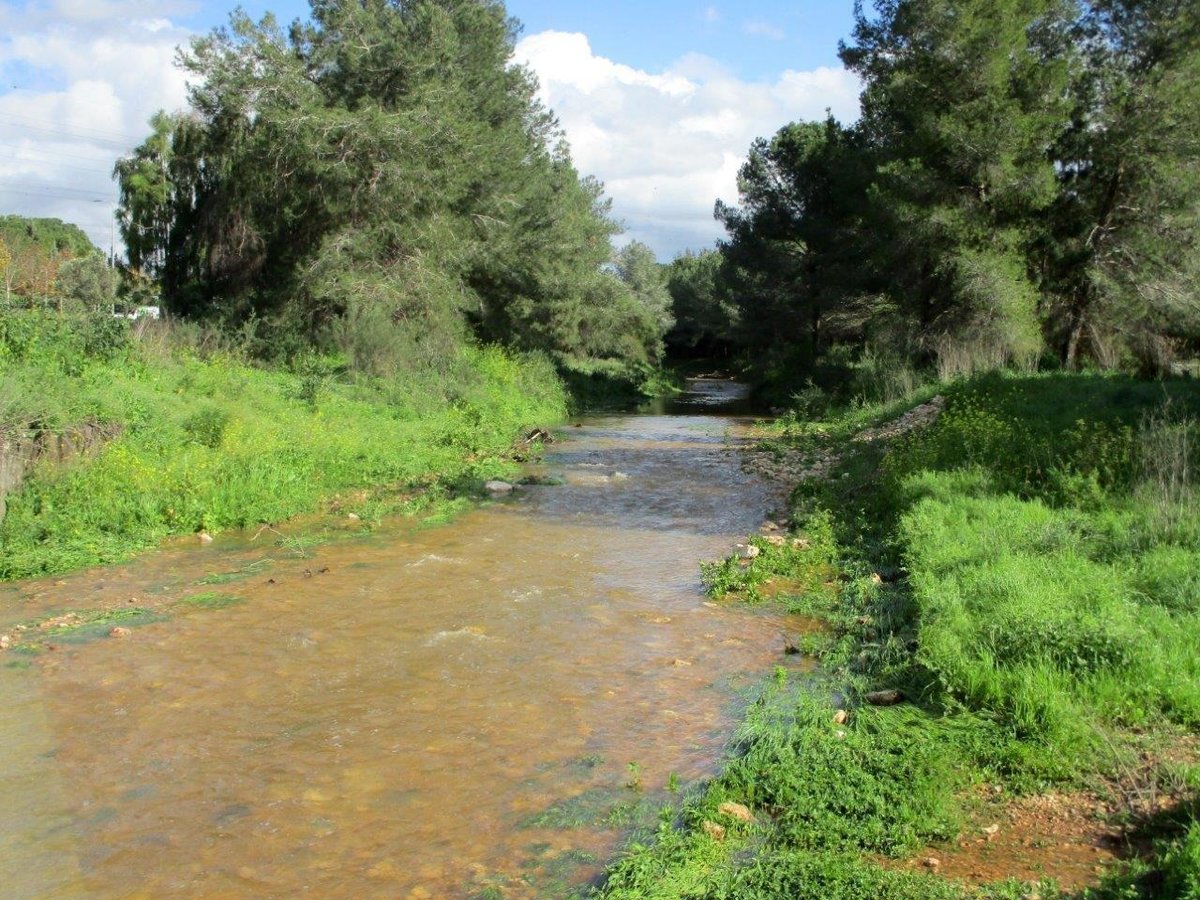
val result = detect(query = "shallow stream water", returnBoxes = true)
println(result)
[0,380,805,898]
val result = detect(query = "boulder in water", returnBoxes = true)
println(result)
[484,480,514,494]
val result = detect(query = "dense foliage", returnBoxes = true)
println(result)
[0,309,565,578]
[690,0,1199,387]
[0,215,100,302]
[114,0,668,380]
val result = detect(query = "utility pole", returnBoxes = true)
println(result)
[93,198,116,268]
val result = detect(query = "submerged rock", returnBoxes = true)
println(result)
[567,473,612,487]
[484,480,514,494]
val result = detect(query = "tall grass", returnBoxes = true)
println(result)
[595,371,1200,897]
[0,310,567,579]
[1137,401,1198,535]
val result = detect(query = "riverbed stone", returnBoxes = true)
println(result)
[484,480,514,494]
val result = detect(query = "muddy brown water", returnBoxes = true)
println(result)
[0,380,808,898]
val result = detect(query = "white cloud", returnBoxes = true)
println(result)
[702,6,720,24]
[0,13,862,263]
[0,3,191,252]
[515,31,860,259]
[742,19,786,41]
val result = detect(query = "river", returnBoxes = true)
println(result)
[0,379,806,898]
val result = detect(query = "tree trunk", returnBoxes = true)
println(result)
[810,304,821,360]
[1063,296,1086,369]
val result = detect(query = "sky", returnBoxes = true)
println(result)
[0,0,863,260]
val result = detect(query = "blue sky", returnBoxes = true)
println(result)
[182,1,858,80]
[0,0,864,258]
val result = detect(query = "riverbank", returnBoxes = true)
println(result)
[0,386,799,898]
[0,310,567,581]
[598,372,1200,898]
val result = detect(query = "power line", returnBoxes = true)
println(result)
[0,112,146,147]
[0,121,131,151]
[0,153,116,178]
[0,186,115,201]
[0,141,123,167]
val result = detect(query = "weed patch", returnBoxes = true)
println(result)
[597,372,1200,898]
[195,559,274,585]
[177,591,244,611]
[0,310,567,580]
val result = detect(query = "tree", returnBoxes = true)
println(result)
[57,254,117,312]
[717,117,872,364]
[115,0,659,376]
[113,111,182,282]
[613,241,674,335]
[665,250,738,357]
[1038,0,1200,371]
[0,216,98,301]
[714,0,1199,383]
[839,0,1075,372]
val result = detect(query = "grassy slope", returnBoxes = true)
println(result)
[0,311,567,580]
[598,372,1200,899]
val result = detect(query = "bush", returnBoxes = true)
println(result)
[181,405,230,448]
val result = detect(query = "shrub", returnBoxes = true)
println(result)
[181,406,230,449]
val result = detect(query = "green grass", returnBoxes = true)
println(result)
[194,559,274,585]
[177,591,245,611]
[595,371,1200,898]
[0,309,567,580]
[34,607,166,644]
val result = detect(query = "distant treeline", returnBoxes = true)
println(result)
[113,0,673,384]
[0,216,112,307]
[667,0,1199,391]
